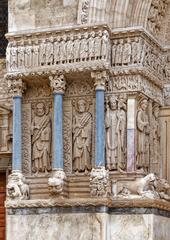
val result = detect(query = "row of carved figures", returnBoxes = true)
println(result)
[30,96,160,176]
[6,30,110,71]
[112,38,166,77]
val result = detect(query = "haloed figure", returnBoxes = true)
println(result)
[73,99,92,173]
[31,102,52,175]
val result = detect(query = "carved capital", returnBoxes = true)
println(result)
[91,71,108,91]
[90,167,111,198]
[8,79,26,97]
[7,170,30,200]
[48,168,67,196]
[49,74,66,94]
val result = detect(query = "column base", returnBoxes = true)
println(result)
[48,168,68,197]
[90,166,111,198]
[7,170,30,200]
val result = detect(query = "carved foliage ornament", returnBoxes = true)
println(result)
[8,79,26,97]
[91,71,109,90]
[49,74,66,94]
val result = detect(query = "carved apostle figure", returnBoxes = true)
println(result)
[151,103,161,174]
[46,37,54,65]
[132,37,142,65]
[66,35,74,63]
[10,41,18,71]
[101,30,109,61]
[115,39,123,66]
[122,38,131,65]
[117,94,127,170]
[80,32,89,61]
[105,96,118,170]
[32,39,39,67]
[88,31,95,61]
[31,102,52,175]
[112,40,117,66]
[60,35,67,64]
[94,31,102,60]
[18,40,25,69]
[73,99,92,173]
[25,40,32,68]
[54,36,61,65]
[39,39,46,66]
[74,33,81,62]
[136,98,150,172]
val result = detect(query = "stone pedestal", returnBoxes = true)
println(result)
[6,206,170,240]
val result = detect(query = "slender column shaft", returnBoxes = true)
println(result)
[53,93,64,169]
[127,96,136,172]
[95,89,105,166]
[12,96,22,171]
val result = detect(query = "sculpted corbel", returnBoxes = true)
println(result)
[48,169,66,196]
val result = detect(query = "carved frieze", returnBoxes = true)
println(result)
[6,27,111,74]
[106,75,163,104]
[111,36,166,84]
[147,0,168,36]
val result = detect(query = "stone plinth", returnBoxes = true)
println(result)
[6,206,170,240]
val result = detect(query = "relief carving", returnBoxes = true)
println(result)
[105,94,127,171]
[72,98,92,173]
[136,98,150,173]
[81,0,89,24]
[7,171,30,200]
[31,102,52,175]
[150,103,161,174]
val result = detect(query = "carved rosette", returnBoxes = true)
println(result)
[48,168,66,196]
[91,71,108,91]
[8,78,26,97]
[49,74,66,94]
[90,167,111,198]
[7,170,30,201]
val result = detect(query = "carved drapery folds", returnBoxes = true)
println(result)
[31,101,52,175]
[105,94,127,171]
[6,27,111,74]
[72,98,92,173]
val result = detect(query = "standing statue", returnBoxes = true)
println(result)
[132,37,142,64]
[122,38,131,65]
[80,32,89,61]
[72,99,92,173]
[18,40,25,69]
[151,103,160,174]
[74,33,81,62]
[54,36,61,65]
[117,94,127,171]
[88,31,95,61]
[115,39,123,66]
[25,40,32,68]
[60,35,67,64]
[10,41,18,71]
[101,30,109,60]
[136,98,150,172]
[31,102,52,175]
[32,39,39,67]
[46,37,54,65]
[66,35,74,63]
[94,31,102,60]
[105,96,118,170]
[39,39,46,66]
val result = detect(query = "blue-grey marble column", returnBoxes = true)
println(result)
[8,79,25,171]
[50,74,66,169]
[92,71,107,167]
[13,96,22,171]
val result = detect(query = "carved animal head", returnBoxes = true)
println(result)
[155,178,170,193]
[144,173,156,184]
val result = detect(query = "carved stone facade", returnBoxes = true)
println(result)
[1,1,170,239]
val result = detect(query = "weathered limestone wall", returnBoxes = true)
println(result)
[6,209,170,240]
[8,0,79,32]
